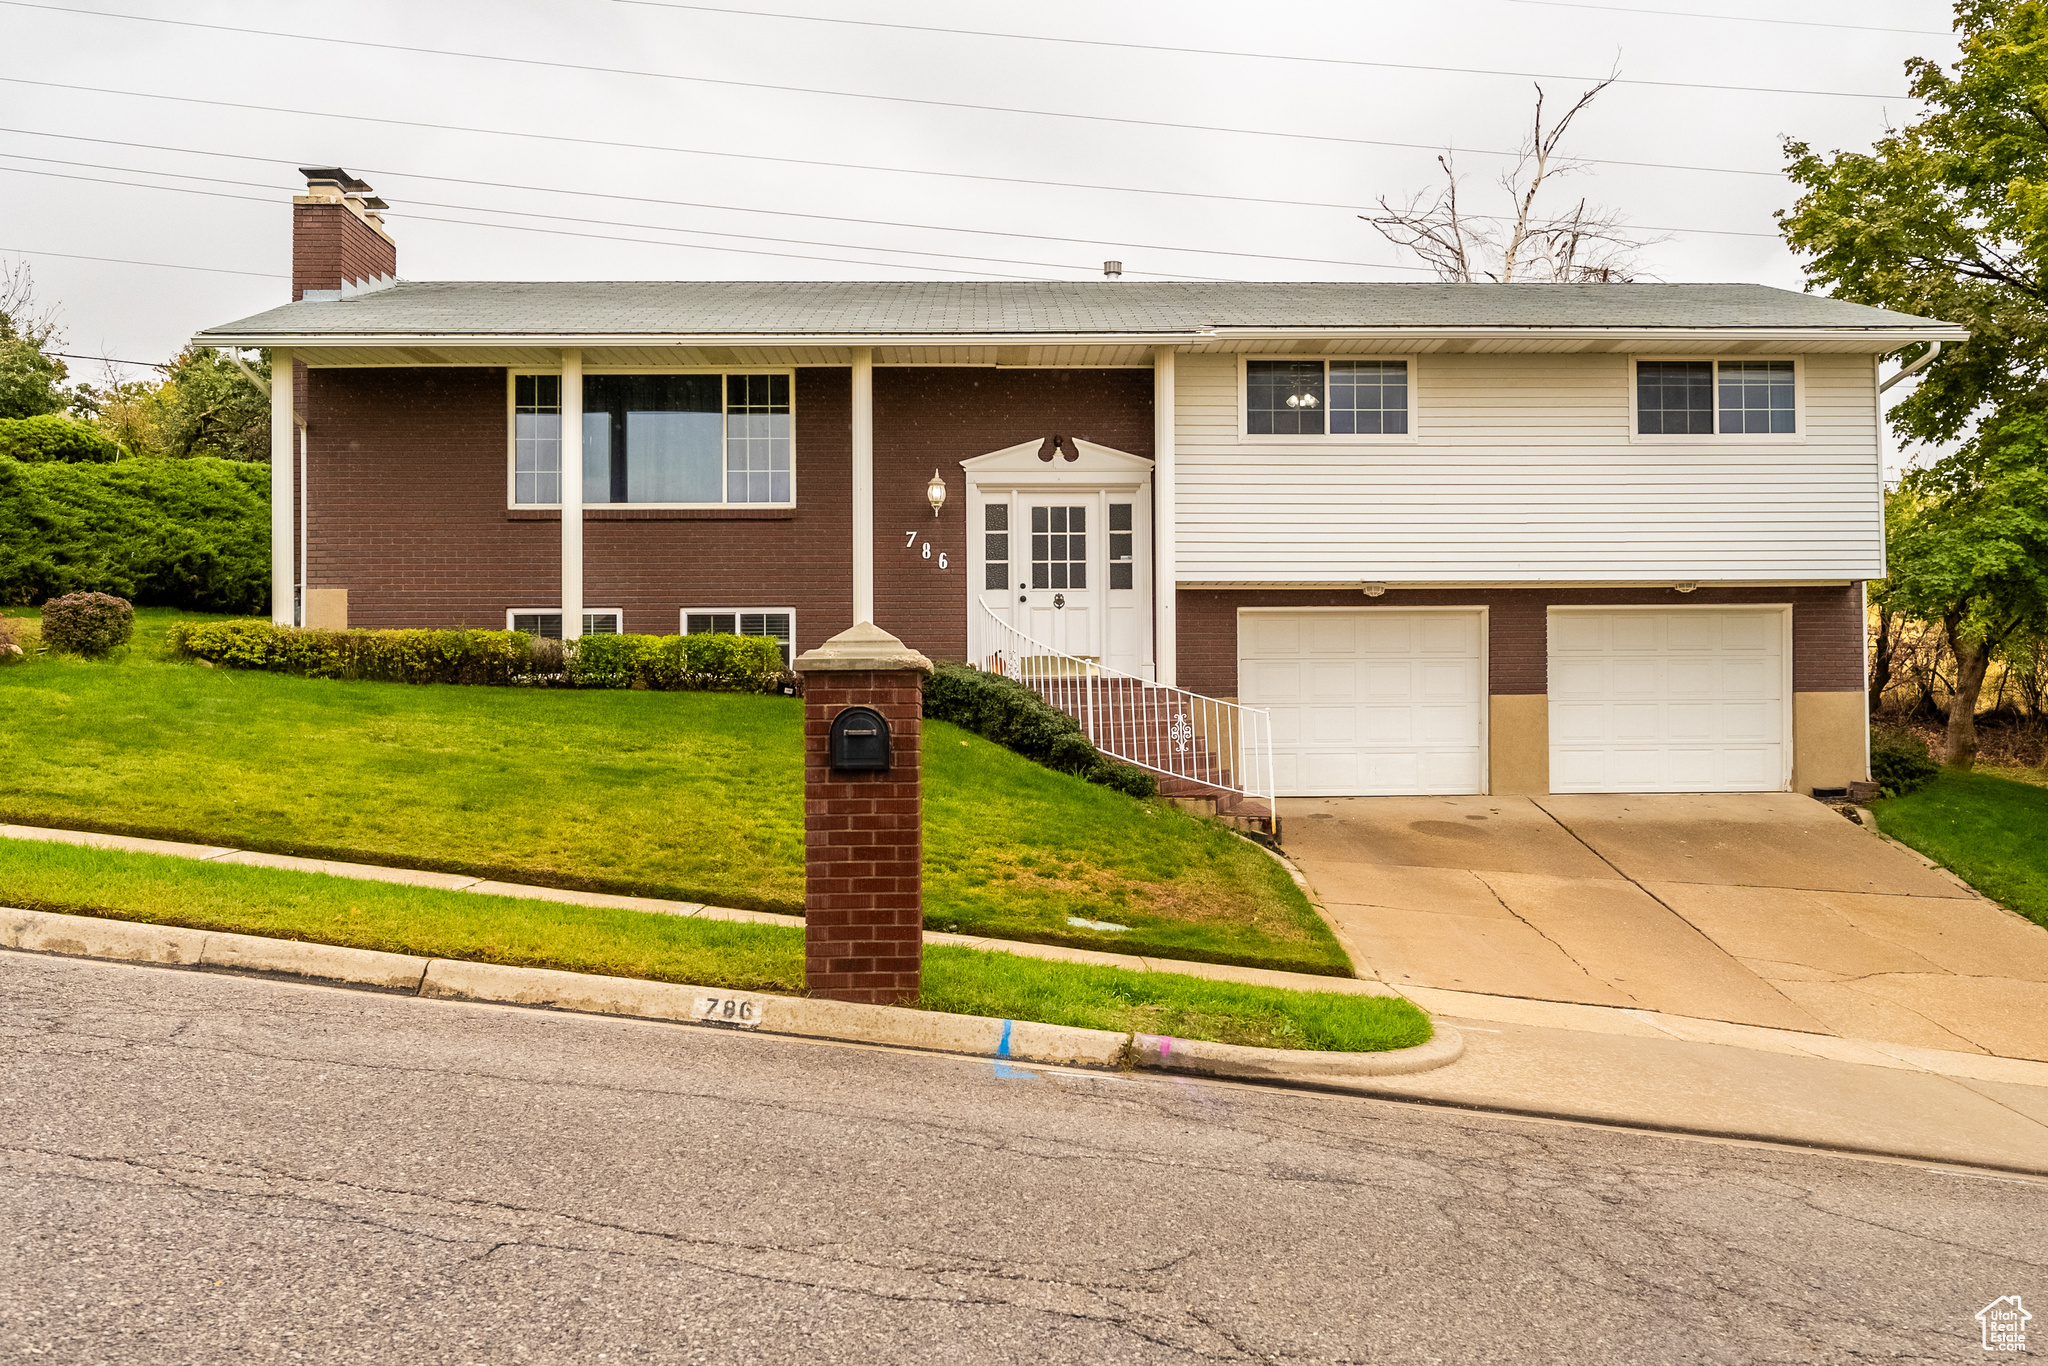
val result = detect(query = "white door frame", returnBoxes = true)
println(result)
[1546,603,1795,793]
[1237,604,1492,796]
[963,438,1155,677]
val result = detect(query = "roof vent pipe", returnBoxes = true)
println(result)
[1102,260,1122,279]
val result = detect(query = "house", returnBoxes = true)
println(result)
[194,169,1963,803]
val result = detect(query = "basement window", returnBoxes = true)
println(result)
[508,608,623,639]
[683,608,795,667]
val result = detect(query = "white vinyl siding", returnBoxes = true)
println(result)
[1176,351,1881,582]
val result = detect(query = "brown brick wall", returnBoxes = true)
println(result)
[871,367,1153,662]
[802,670,924,1005]
[1177,583,1865,698]
[292,203,397,300]
[305,366,859,643]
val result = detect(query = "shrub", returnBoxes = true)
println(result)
[1871,727,1941,798]
[0,414,124,464]
[923,663,1156,798]
[166,621,791,693]
[41,591,134,656]
[0,455,267,610]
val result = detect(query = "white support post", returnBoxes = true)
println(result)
[270,348,294,626]
[297,420,308,627]
[1152,346,1177,686]
[561,348,584,641]
[851,346,875,623]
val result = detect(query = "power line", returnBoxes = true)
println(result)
[0,164,1130,280]
[0,246,285,279]
[49,349,163,366]
[613,0,1918,98]
[4,77,1797,226]
[0,145,1450,271]
[0,3,1790,173]
[1502,0,1953,36]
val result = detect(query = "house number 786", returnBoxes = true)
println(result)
[904,531,947,569]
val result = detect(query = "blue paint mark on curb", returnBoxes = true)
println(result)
[998,1019,1013,1058]
[992,1019,1035,1080]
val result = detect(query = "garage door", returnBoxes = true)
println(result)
[1239,610,1484,797]
[1548,609,1788,794]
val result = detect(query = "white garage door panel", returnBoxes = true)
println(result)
[1240,610,1485,797]
[1548,609,1788,794]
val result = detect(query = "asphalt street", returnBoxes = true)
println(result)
[5,952,2044,1364]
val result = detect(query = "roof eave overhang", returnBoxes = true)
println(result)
[193,323,1970,349]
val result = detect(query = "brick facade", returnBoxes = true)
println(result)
[801,670,924,1004]
[1176,583,1866,698]
[292,203,396,301]
[303,364,1150,656]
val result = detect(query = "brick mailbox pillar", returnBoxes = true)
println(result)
[792,622,934,1005]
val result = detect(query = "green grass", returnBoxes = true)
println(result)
[0,608,1346,975]
[1871,769,2048,931]
[0,837,1429,1053]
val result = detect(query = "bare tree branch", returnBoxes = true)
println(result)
[1363,72,1664,283]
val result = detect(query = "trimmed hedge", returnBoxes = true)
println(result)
[41,591,133,656]
[1872,728,1941,798]
[923,663,1156,798]
[0,455,268,611]
[0,415,125,464]
[166,620,793,692]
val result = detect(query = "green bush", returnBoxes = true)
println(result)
[0,455,267,610]
[41,591,134,656]
[923,663,1156,798]
[0,415,124,464]
[1871,728,1942,798]
[167,621,790,692]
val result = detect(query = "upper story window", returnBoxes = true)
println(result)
[510,371,794,506]
[1246,359,1409,436]
[1637,360,1796,436]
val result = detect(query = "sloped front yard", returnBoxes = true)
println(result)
[0,610,1346,975]
[1871,770,2048,932]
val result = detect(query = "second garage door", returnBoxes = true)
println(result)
[1548,608,1790,794]
[1238,609,1485,797]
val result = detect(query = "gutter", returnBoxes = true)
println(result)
[195,324,1973,351]
[1878,339,1942,392]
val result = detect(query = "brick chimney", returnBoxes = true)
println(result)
[293,167,396,301]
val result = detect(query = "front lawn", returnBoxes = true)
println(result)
[1871,770,2048,931]
[0,609,1346,975]
[0,838,1428,1052]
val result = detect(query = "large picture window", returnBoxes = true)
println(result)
[1246,359,1410,436]
[1636,360,1796,435]
[510,371,793,506]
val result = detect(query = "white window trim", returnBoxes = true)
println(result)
[506,367,798,510]
[1236,354,1421,445]
[1627,355,1805,444]
[681,606,798,666]
[506,607,624,635]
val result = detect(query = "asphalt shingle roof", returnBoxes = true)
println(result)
[197,280,1955,341]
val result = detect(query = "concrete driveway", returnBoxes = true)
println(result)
[1281,793,2048,1062]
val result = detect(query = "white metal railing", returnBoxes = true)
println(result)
[974,600,1276,807]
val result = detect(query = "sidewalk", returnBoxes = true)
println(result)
[9,820,2048,1172]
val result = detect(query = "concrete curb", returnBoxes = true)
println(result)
[1,908,1462,1087]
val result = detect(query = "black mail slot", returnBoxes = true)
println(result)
[828,706,892,772]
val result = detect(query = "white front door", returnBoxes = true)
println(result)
[965,438,1154,676]
[1548,608,1790,793]
[1239,609,1487,796]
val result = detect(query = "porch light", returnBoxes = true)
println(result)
[927,468,947,517]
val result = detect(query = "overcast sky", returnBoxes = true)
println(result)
[1,1,1953,394]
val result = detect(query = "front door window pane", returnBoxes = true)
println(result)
[1031,505,1086,590]
[984,503,1010,590]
